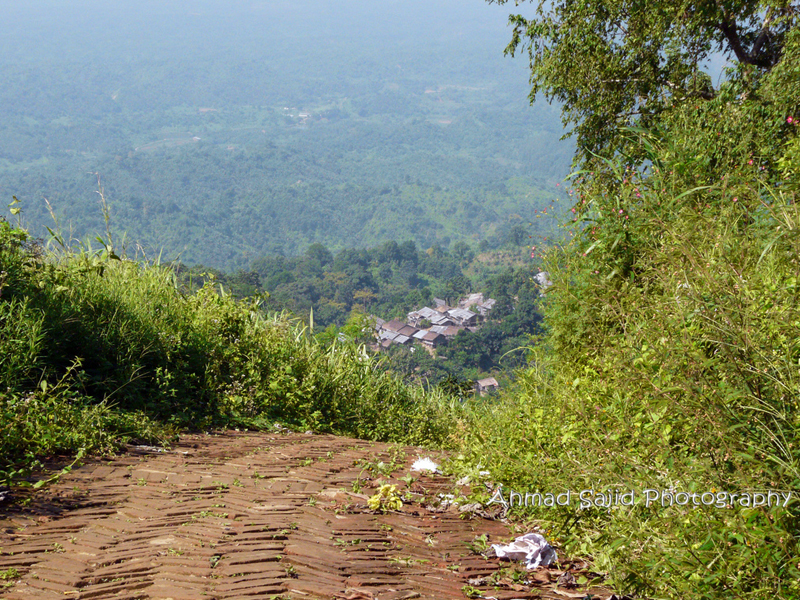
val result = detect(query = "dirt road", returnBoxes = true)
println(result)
[0,431,615,599]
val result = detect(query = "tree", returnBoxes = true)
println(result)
[353,288,378,311]
[305,243,333,267]
[489,0,799,163]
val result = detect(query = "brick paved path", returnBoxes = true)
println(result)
[0,431,617,600]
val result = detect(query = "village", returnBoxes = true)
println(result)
[371,292,500,394]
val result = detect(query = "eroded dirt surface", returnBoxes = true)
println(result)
[0,431,617,599]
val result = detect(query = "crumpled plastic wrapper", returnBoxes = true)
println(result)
[491,532,558,569]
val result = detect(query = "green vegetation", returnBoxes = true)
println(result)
[0,0,570,269]
[492,0,796,163]
[3,1,799,598]
[451,8,800,599]
[384,266,544,385]
[175,238,546,386]
[0,217,457,488]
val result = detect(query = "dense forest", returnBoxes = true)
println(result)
[177,239,545,385]
[0,0,570,269]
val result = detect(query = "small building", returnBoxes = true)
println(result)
[378,330,399,343]
[408,306,440,326]
[477,298,496,316]
[421,331,445,348]
[430,313,456,326]
[383,319,408,333]
[475,377,500,395]
[429,325,462,338]
[447,307,479,326]
[459,292,485,309]
[397,325,419,337]
[412,329,429,341]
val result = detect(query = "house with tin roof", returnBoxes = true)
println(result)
[446,307,479,326]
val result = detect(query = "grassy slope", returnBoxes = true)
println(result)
[452,31,800,600]
[0,221,459,487]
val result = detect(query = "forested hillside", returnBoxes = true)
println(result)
[0,0,570,269]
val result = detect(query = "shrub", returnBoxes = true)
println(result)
[0,218,456,486]
[455,34,800,599]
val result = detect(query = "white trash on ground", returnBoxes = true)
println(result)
[491,533,558,569]
[410,457,440,473]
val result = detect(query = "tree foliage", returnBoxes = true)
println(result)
[458,12,800,599]
[491,0,799,162]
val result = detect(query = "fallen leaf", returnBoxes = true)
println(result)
[556,571,577,588]
[335,588,375,600]
[531,569,552,585]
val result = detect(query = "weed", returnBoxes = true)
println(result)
[400,474,416,487]
[0,567,20,581]
[368,484,403,511]
[334,538,361,547]
[461,585,483,599]
[468,534,488,555]
[284,564,298,578]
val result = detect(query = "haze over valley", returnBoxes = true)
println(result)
[0,0,572,268]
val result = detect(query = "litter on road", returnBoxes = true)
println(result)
[492,532,558,569]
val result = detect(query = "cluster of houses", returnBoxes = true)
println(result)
[373,293,497,350]
[370,292,502,396]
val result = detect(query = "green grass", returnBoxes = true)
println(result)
[0,217,458,487]
[452,141,800,599]
[449,32,800,598]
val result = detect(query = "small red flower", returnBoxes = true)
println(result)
[788,116,795,124]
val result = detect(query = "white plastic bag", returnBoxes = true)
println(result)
[491,533,558,569]
[410,457,440,473]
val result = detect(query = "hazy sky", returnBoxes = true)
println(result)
[0,1,523,62]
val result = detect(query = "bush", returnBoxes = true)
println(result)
[0,218,456,486]
[455,34,800,599]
